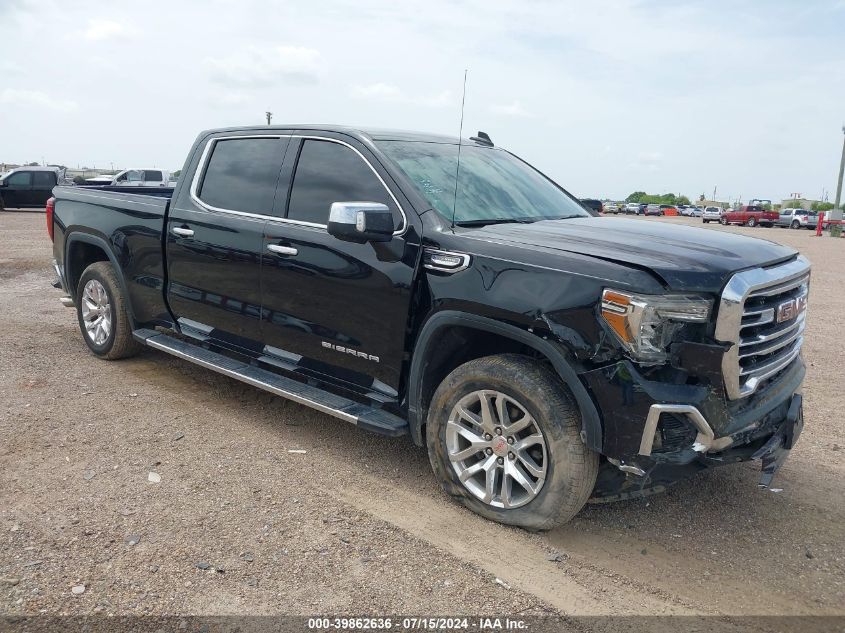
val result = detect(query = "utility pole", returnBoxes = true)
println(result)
[266,111,273,126]
[832,124,845,220]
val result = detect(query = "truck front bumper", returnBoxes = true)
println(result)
[583,356,805,500]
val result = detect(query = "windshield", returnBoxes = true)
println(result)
[377,141,589,224]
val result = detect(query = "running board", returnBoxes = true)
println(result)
[132,329,408,437]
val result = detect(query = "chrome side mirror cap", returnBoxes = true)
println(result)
[327,202,393,243]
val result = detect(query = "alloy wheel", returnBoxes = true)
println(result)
[81,279,112,345]
[446,390,548,509]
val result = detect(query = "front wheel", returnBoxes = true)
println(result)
[76,261,142,360]
[426,354,598,530]
[747,217,757,227]
[720,217,728,225]
[791,220,801,229]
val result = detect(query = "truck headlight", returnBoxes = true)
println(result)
[600,289,712,363]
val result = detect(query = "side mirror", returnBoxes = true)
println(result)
[327,202,393,243]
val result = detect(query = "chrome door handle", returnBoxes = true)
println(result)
[171,227,194,237]
[267,244,298,256]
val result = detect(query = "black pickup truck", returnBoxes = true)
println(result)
[48,125,809,529]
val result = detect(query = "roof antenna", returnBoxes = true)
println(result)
[451,69,468,232]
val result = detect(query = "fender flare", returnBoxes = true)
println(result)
[408,310,603,452]
[64,232,138,328]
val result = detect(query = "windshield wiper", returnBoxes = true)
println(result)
[454,217,538,227]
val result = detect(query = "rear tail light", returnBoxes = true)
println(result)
[46,196,55,241]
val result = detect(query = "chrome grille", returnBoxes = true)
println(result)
[715,256,811,399]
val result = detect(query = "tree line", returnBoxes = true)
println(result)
[624,192,692,206]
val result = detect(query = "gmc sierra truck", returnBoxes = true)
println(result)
[48,125,809,530]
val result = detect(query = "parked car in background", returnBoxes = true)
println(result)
[721,205,778,227]
[776,208,822,230]
[659,204,678,216]
[0,166,62,210]
[580,199,604,215]
[603,202,620,214]
[644,204,661,216]
[624,202,641,214]
[110,168,175,187]
[702,206,723,223]
[689,207,703,217]
[639,203,647,214]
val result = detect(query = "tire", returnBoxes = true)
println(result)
[75,261,141,360]
[702,219,709,224]
[720,217,728,225]
[791,220,800,229]
[426,354,598,531]
[747,217,757,227]
[0,196,5,212]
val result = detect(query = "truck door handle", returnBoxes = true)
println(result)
[267,244,298,256]
[171,226,194,237]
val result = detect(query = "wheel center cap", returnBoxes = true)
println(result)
[491,436,508,456]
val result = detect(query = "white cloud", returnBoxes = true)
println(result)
[0,89,77,112]
[205,46,321,87]
[352,82,403,100]
[351,83,452,108]
[83,19,126,41]
[489,100,533,118]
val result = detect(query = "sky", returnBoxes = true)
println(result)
[1,0,844,203]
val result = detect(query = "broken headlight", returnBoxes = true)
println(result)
[600,289,712,363]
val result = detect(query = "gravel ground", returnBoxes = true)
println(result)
[0,210,843,619]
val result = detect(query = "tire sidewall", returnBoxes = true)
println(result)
[426,357,594,529]
[76,267,118,356]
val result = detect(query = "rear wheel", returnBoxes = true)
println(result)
[702,219,709,223]
[747,217,757,227]
[426,354,598,530]
[791,220,801,229]
[76,262,142,360]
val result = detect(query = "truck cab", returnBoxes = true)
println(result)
[111,168,172,187]
[0,166,59,210]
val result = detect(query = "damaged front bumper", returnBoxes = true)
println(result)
[583,355,805,501]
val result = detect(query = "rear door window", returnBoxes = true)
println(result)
[287,139,399,227]
[32,171,56,187]
[144,170,163,182]
[197,137,286,214]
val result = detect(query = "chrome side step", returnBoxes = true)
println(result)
[132,329,408,437]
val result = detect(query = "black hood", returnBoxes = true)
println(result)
[463,217,798,292]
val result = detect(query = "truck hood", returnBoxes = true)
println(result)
[465,217,798,292]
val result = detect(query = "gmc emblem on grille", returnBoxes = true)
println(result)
[776,295,807,323]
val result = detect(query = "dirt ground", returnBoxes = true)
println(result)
[1,210,843,620]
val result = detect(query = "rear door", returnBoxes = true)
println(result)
[31,171,57,207]
[259,134,417,395]
[142,170,164,186]
[166,134,290,351]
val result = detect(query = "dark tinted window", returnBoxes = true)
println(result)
[198,138,284,213]
[144,170,163,181]
[32,171,56,187]
[5,171,31,186]
[287,140,397,226]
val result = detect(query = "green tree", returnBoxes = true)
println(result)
[172,169,181,178]
[811,201,834,212]
[625,191,646,203]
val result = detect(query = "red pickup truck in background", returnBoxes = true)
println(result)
[720,204,778,227]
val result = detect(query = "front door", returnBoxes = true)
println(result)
[2,171,32,207]
[260,136,417,394]
[166,134,290,351]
